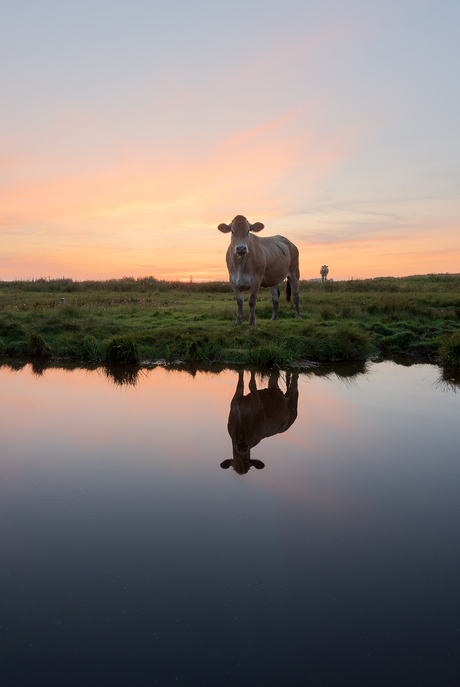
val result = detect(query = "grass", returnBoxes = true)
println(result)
[0,273,459,367]
[439,330,460,365]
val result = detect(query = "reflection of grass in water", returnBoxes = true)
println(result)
[436,363,460,392]
[0,274,459,365]
[103,364,144,386]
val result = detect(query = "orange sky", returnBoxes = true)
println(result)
[0,1,459,281]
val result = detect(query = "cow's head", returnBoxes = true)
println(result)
[217,215,264,256]
[220,457,265,475]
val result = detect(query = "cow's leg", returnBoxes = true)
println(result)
[294,293,302,320]
[268,368,280,389]
[235,370,245,397]
[248,292,258,325]
[286,372,299,425]
[248,371,263,413]
[288,274,301,319]
[234,291,244,325]
[294,293,301,318]
[270,286,280,320]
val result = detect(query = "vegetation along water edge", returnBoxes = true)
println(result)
[0,273,459,367]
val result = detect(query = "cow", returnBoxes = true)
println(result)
[320,265,329,282]
[217,215,301,325]
[221,369,299,475]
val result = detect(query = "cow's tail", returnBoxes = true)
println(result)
[286,278,292,302]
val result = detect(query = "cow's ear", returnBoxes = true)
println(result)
[220,459,232,469]
[218,223,231,233]
[251,459,265,470]
[250,222,264,233]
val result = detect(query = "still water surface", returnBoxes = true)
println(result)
[0,360,459,686]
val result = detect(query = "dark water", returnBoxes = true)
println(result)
[0,360,459,686]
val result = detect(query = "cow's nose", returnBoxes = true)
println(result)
[236,244,248,254]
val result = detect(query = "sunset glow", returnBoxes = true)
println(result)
[0,1,459,281]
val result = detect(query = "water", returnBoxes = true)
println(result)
[0,360,459,686]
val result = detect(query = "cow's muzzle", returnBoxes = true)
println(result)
[235,244,248,255]
[236,441,249,453]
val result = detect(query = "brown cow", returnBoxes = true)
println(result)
[320,265,329,282]
[217,215,301,325]
[221,369,299,475]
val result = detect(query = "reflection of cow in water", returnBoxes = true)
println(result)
[221,370,299,475]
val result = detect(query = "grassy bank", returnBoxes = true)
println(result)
[0,274,459,366]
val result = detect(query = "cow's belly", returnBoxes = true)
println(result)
[260,264,290,288]
[230,271,254,291]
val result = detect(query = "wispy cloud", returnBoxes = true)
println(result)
[225,107,305,146]
[1,230,47,246]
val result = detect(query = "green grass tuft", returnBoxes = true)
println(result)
[26,330,51,358]
[103,335,140,364]
[251,340,292,366]
[439,331,460,365]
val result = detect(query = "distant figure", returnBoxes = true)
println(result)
[221,370,299,475]
[217,215,301,325]
[320,265,329,282]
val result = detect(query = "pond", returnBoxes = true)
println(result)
[0,359,459,686]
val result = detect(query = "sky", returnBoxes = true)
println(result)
[0,0,459,282]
